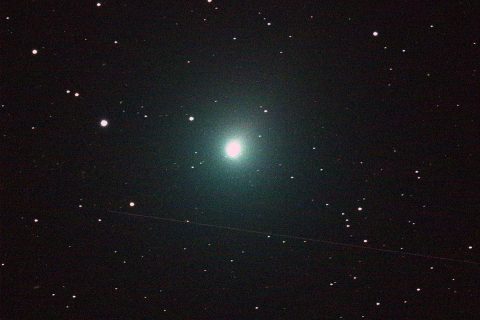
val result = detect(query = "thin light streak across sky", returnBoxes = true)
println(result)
[108,210,480,267]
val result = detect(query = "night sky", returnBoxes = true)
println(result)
[3,1,480,319]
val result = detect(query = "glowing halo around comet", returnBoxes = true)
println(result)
[225,140,242,159]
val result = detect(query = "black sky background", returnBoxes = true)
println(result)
[2,1,480,319]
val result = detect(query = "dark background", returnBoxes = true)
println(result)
[2,1,480,319]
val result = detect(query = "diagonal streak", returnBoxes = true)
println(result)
[108,210,479,266]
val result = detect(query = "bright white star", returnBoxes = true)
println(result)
[225,140,242,158]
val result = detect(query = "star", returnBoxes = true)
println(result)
[225,140,242,158]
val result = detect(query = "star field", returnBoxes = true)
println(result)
[3,1,480,319]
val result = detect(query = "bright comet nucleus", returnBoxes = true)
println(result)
[225,140,242,158]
